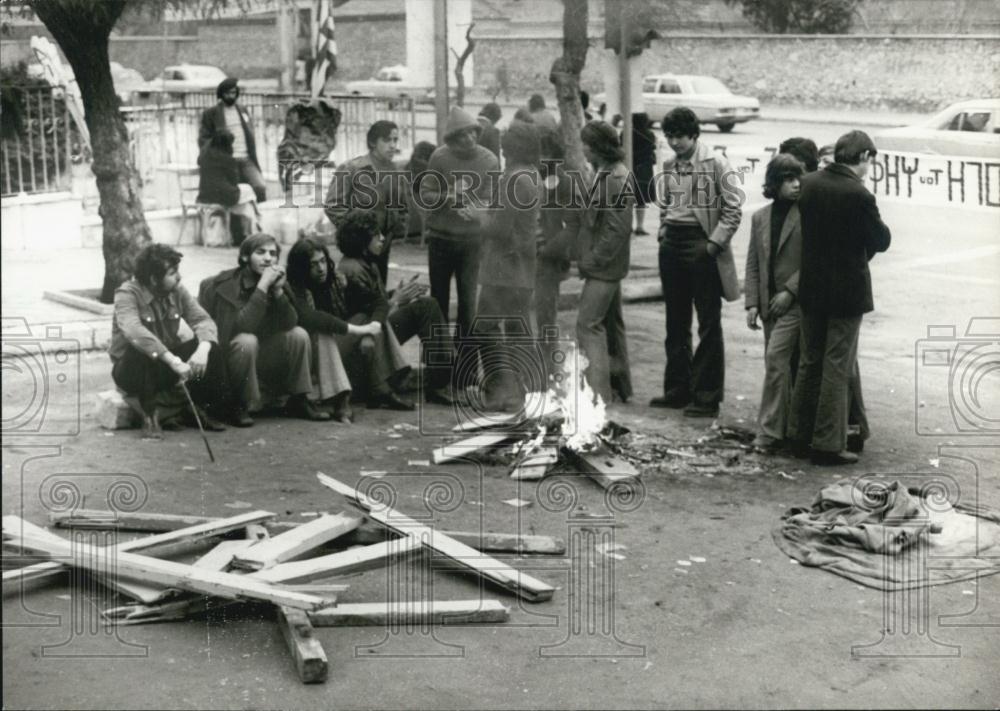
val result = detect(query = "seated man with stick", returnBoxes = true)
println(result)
[109,244,227,439]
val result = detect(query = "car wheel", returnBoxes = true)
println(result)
[717,122,735,133]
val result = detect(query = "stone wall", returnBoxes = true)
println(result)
[475,35,1000,113]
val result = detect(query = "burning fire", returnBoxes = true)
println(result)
[520,343,607,452]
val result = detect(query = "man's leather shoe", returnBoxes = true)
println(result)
[231,407,254,427]
[159,416,186,432]
[186,406,226,432]
[683,403,719,418]
[846,432,865,453]
[650,392,690,409]
[332,403,354,423]
[369,392,415,411]
[425,387,457,406]
[287,395,331,421]
[810,449,859,466]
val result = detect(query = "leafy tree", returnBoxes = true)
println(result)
[723,0,862,34]
[5,1,251,303]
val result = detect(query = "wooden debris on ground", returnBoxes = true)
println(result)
[560,447,641,491]
[309,599,509,627]
[317,473,555,602]
[431,431,520,464]
[232,514,361,571]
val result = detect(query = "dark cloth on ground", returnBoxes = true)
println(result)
[773,479,1000,590]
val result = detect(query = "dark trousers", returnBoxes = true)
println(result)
[389,296,453,390]
[475,285,536,402]
[535,257,569,384]
[428,236,481,388]
[658,226,725,407]
[788,311,862,453]
[111,340,226,414]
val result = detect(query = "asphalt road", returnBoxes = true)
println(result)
[2,126,998,708]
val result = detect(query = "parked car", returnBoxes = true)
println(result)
[136,64,229,97]
[875,99,1000,158]
[345,65,431,100]
[595,74,760,133]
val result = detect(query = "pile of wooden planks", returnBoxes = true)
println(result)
[4,478,566,684]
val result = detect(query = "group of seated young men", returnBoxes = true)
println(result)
[111,221,451,438]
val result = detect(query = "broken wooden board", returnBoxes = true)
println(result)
[309,599,510,627]
[317,473,555,602]
[431,431,519,465]
[192,540,257,572]
[48,510,219,532]
[2,517,165,603]
[13,531,332,611]
[560,447,641,491]
[3,510,276,593]
[348,527,566,555]
[277,606,328,683]
[509,447,558,480]
[254,537,423,585]
[233,514,361,571]
[451,412,527,433]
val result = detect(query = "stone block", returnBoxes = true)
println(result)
[95,389,140,430]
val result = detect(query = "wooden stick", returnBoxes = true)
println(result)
[14,531,334,611]
[192,540,257,572]
[3,510,276,592]
[48,509,567,555]
[277,606,328,683]
[254,537,423,584]
[317,473,555,602]
[431,431,519,464]
[309,599,510,627]
[232,514,361,571]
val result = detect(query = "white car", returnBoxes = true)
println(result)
[345,65,431,100]
[596,74,760,133]
[137,64,229,97]
[875,99,1000,158]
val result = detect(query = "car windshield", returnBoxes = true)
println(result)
[689,77,731,95]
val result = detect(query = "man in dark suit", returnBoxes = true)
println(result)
[198,78,266,202]
[789,130,891,465]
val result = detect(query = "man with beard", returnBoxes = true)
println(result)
[199,77,266,202]
[110,244,227,439]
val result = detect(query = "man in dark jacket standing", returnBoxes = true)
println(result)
[789,130,891,465]
[199,78,266,202]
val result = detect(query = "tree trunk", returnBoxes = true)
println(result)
[32,0,153,304]
[451,23,475,108]
[549,0,589,175]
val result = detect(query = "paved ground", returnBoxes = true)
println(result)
[2,116,998,709]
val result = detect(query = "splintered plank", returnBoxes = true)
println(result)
[277,606,328,683]
[254,537,423,584]
[233,514,361,571]
[192,540,257,572]
[431,432,519,464]
[451,412,528,433]
[348,527,566,555]
[2,517,164,603]
[509,447,558,480]
[3,510,276,592]
[12,532,332,612]
[49,510,219,532]
[309,599,510,627]
[317,473,555,602]
[561,447,641,491]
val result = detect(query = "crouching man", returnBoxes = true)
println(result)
[110,244,227,439]
[198,233,330,426]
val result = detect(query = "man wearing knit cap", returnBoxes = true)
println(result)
[419,106,500,391]
[199,77,266,202]
[477,103,502,160]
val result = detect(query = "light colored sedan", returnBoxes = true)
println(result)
[875,99,1000,158]
[345,65,431,100]
[596,74,760,133]
[137,64,228,97]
